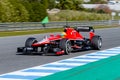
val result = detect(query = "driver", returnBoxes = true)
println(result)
[60,32,66,38]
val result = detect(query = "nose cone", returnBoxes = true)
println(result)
[32,38,50,47]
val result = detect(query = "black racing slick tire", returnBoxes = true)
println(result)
[24,37,38,54]
[59,39,72,55]
[25,37,37,47]
[91,35,102,50]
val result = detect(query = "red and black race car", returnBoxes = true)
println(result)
[17,26,102,55]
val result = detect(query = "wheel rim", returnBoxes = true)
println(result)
[98,38,102,48]
[66,41,72,53]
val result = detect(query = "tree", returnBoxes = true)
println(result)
[9,0,29,22]
[25,0,39,2]
[90,0,107,4]
[73,0,84,10]
[0,0,29,22]
[20,0,48,22]
[30,2,47,22]
[21,0,33,21]
[57,0,72,10]
[0,0,47,22]
[57,0,83,10]
[48,0,56,10]
[40,0,49,9]
[0,0,14,22]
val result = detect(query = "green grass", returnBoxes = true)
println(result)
[93,24,120,29]
[0,28,63,37]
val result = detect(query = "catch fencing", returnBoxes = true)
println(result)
[0,20,120,31]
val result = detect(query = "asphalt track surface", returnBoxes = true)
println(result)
[0,28,120,75]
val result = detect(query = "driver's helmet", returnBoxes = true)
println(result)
[60,32,66,38]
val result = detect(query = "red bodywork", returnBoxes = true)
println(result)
[65,28,84,40]
[64,27,94,40]
[32,34,62,47]
[32,27,95,47]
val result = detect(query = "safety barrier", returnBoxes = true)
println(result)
[0,20,120,31]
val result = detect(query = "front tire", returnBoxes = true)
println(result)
[91,35,102,50]
[24,37,38,54]
[25,37,37,47]
[59,39,72,55]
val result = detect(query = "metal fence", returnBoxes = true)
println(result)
[0,20,120,31]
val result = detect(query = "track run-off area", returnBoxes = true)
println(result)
[0,28,120,80]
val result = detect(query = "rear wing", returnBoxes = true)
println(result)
[74,26,94,32]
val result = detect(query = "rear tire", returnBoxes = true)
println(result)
[59,39,72,55]
[91,35,102,50]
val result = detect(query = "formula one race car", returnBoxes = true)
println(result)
[17,26,102,55]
